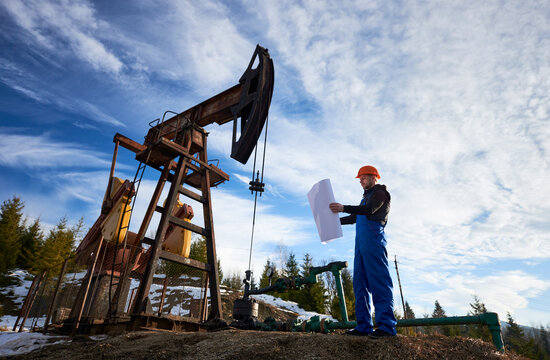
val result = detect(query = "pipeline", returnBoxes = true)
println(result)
[233,260,504,352]
[292,313,504,353]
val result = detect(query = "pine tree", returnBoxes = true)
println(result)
[285,252,300,277]
[432,300,460,336]
[217,259,223,284]
[296,253,326,314]
[222,272,243,290]
[432,300,447,335]
[33,217,83,274]
[533,326,550,360]
[189,235,207,263]
[0,196,25,274]
[432,300,446,318]
[17,218,44,270]
[541,326,550,356]
[535,325,550,360]
[504,312,535,358]
[468,295,491,341]
[282,252,300,302]
[403,301,417,335]
[404,301,415,319]
[259,259,276,289]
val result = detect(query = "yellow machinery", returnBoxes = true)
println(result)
[101,177,133,243]
[100,177,193,257]
[161,198,193,258]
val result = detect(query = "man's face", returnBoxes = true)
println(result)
[359,174,377,190]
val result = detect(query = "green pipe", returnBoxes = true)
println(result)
[333,270,348,322]
[292,313,504,353]
[396,313,504,352]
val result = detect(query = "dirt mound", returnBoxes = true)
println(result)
[4,290,525,359]
[7,330,526,360]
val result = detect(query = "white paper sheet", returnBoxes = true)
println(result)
[307,179,343,244]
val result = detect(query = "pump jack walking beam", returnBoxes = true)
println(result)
[116,45,274,165]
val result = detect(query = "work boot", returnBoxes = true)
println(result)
[345,328,369,336]
[368,329,395,339]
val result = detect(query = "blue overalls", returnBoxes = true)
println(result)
[353,197,397,335]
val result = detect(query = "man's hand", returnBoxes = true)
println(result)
[329,202,344,213]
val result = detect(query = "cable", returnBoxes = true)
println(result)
[247,189,259,272]
[260,115,269,186]
[247,114,269,272]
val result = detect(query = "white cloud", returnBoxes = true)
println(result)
[211,189,313,275]
[0,132,112,169]
[0,59,125,127]
[93,0,254,95]
[408,270,550,321]
[1,0,123,74]
[239,0,550,270]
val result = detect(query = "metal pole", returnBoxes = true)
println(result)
[31,271,51,332]
[127,287,137,313]
[19,269,47,332]
[13,272,41,331]
[201,275,209,321]
[394,256,407,319]
[394,255,412,336]
[104,140,120,209]
[158,277,168,316]
[72,236,104,336]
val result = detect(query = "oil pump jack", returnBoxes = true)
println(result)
[65,45,274,334]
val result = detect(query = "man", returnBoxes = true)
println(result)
[329,165,396,338]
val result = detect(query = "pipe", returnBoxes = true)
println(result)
[397,313,504,352]
[333,270,348,322]
[292,313,504,353]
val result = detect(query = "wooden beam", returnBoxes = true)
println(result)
[158,251,211,272]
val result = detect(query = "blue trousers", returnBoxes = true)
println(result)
[353,216,397,335]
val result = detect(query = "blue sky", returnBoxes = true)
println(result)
[1,0,549,326]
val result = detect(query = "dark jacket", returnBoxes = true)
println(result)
[340,184,391,226]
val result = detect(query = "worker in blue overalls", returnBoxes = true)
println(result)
[330,165,396,338]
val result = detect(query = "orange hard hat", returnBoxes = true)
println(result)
[356,165,380,179]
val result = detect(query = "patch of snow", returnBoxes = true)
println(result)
[0,316,46,332]
[251,294,336,321]
[3,270,32,304]
[0,315,19,330]
[0,332,69,357]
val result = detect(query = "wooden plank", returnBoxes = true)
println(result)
[158,251,211,272]
[178,186,205,204]
[200,137,223,321]
[114,133,146,153]
[157,138,211,169]
[168,215,209,237]
[142,237,155,246]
